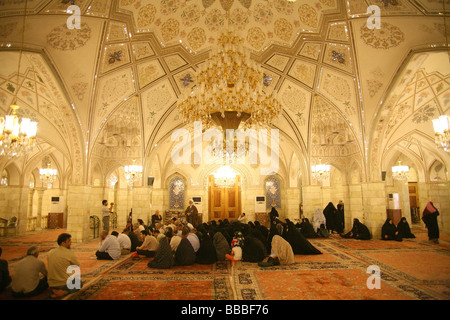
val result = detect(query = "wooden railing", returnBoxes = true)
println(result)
[27,217,37,232]
[26,216,49,232]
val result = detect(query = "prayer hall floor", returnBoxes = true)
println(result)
[0,225,449,301]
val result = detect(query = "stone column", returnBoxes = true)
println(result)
[302,185,322,220]
[35,188,45,230]
[66,185,92,243]
[10,186,31,235]
[285,188,301,221]
[361,182,387,239]
[116,187,130,228]
[348,184,364,231]
[394,179,411,225]
[27,188,34,231]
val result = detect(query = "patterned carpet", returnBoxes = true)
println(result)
[1,226,449,301]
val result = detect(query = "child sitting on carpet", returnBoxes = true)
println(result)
[225,233,243,266]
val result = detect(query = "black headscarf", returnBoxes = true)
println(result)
[323,202,338,232]
[396,217,415,239]
[174,238,196,266]
[381,218,402,241]
[353,219,372,240]
[212,231,230,261]
[336,202,345,233]
[195,232,217,265]
[148,237,174,269]
[269,207,279,223]
[299,218,319,238]
[242,234,267,263]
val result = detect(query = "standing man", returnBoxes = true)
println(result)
[102,200,114,233]
[185,199,199,227]
[47,233,80,298]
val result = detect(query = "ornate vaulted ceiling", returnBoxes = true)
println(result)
[0,0,448,186]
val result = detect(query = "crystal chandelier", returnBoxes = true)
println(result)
[208,135,248,164]
[0,0,37,158]
[311,158,330,182]
[392,160,409,181]
[0,105,37,157]
[178,31,282,130]
[39,162,57,189]
[432,115,449,152]
[0,175,8,187]
[124,160,142,188]
[213,165,237,188]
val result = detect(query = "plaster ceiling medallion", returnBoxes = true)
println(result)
[360,21,404,49]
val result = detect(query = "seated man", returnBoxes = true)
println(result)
[0,247,12,293]
[122,228,139,252]
[136,229,159,257]
[47,233,81,298]
[96,230,121,260]
[170,231,182,256]
[11,246,48,298]
[112,230,131,255]
[186,227,200,253]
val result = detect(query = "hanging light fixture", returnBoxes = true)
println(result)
[392,160,409,181]
[207,135,249,164]
[432,115,449,152]
[39,162,57,189]
[0,0,37,158]
[311,158,330,182]
[124,160,142,188]
[177,31,282,130]
[0,175,8,187]
[212,165,237,188]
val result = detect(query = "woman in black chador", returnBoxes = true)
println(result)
[299,218,319,238]
[336,200,345,234]
[323,202,338,234]
[381,218,402,241]
[396,217,415,239]
[341,218,372,240]
[422,201,440,244]
[269,207,279,224]
[195,226,217,265]
[283,219,322,255]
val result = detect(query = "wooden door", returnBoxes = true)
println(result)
[208,175,241,221]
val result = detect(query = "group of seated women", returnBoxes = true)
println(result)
[135,211,417,270]
[139,216,324,269]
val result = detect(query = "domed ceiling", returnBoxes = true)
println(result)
[0,0,448,185]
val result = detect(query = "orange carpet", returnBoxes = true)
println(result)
[1,226,449,300]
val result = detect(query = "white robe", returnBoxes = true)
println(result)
[312,208,326,232]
